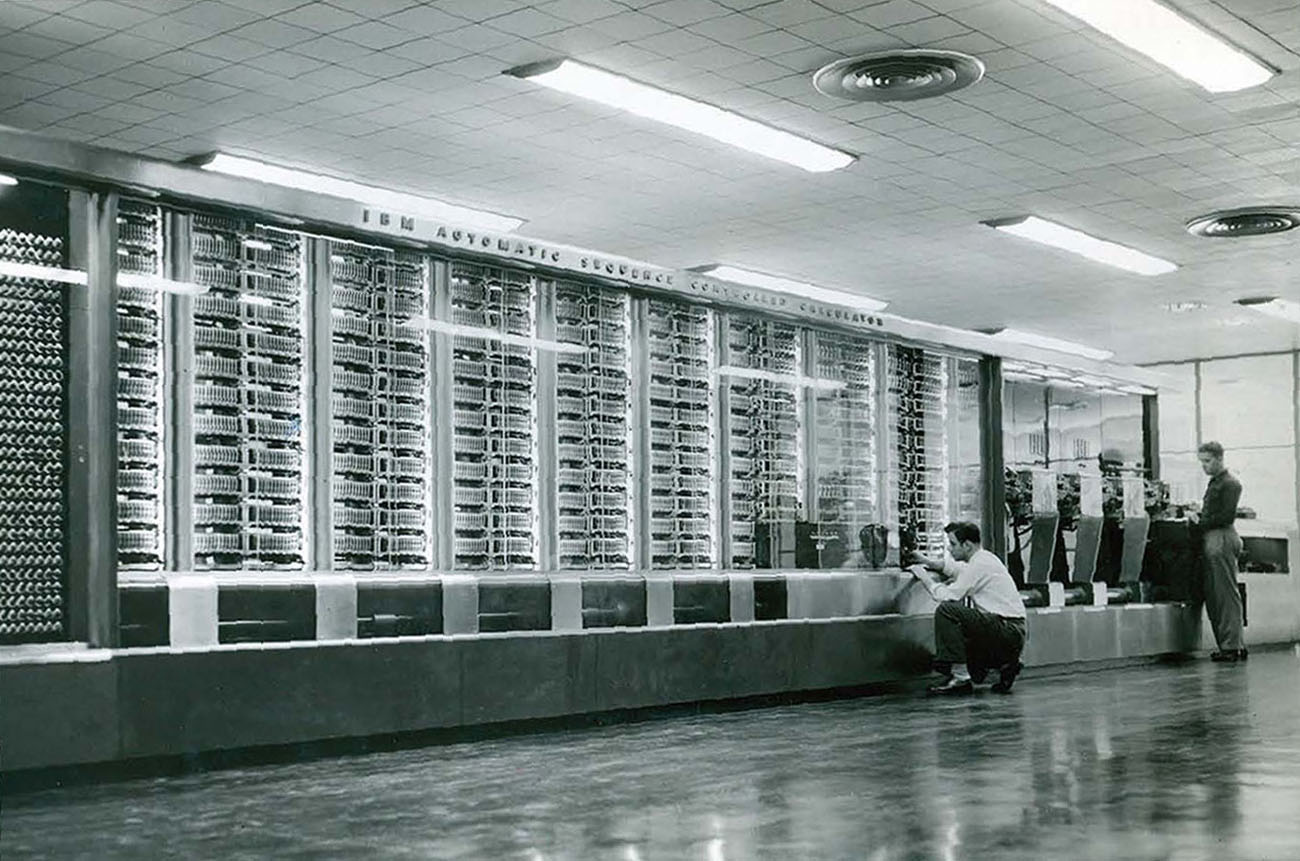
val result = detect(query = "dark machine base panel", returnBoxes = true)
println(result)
[1,604,1205,775]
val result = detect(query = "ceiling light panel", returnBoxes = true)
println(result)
[701,264,888,311]
[1038,0,1272,93]
[987,328,1114,360]
[984,216,1177,276]
[506,60,854,173]
[200,153,524,233]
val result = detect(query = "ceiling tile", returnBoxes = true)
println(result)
[62,1,157,30]
[275,3,368,34]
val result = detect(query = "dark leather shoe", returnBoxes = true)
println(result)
[1210,650,1242,663]
[927,677,973,696]
[991,661,1023,694]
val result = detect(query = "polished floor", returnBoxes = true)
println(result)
[5,650,1300,861]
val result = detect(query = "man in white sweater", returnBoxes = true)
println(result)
[909,521,1027,696]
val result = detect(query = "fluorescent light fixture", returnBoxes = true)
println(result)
[0,173,18,186]
[1038,0,1272,93]
[506,59,854,173]
[198,153,524,233]
[1236,296,1300,323]
[403,317,587,355]
[984,216,1176,276]
[700,264,887,311]
[0,260,87,284]
[1162,301,1206,313]
[117,272,209,295]
[984,327,1114,361]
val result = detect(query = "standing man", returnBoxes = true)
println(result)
[910,521,1027,696]
[1193,441,1246,662]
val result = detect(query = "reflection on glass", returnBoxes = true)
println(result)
[813,332,878,568]
[1003,379,1049,469]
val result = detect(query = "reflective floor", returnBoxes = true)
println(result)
[5,650,1300,860]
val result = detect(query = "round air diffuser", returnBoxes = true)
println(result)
[1186,207,1300,238]
[813,50,985,102]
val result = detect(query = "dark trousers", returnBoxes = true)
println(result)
[935,601,1026,670]
[1202,527,1245,651]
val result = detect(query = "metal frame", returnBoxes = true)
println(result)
[305,237,333,570]
[65,189,119,645]
[163,211,194,572]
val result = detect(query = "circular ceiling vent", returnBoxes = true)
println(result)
[1186,207,1300,238]
[813,50,985,102]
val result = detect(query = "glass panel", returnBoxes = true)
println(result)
[725,314,800,569]
[1101,394,1144,470]
[1150,363,1196,453]
[1200,354,1294,449]
[449,263,537,570]
[191,217,306,570]
[116,199,165,571]
[1003,378,1048,469]
[948,357,982,524]
[554,281,632,570]
[330,242,431,570]
[647,299,715,569]
[1048,389,1102,474]
[813,332,877,565]
[887,345,948,558]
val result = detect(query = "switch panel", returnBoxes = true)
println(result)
[190,215,306,570]
[814,332,877,541]
[725,314,800,569]
[646,299,714,569]
[450,262,537,570]
[115,199,164,570]
[554,281,631,569]
[888,344,949,557]
[330,242,430,570]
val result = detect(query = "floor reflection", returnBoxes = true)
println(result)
[4,651,1299,860]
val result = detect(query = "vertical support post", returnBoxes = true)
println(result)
[874,342,894,539]
[1293,352,1300,530]
[164,211,193,571]
[535,276,557,571]
[1142,394,1160,480]
[305,237,333,571]
[1193,360,1203,449]
[802,329,819,525]
[979,355,1007,560]
[715,311,732,569]
[629,297,652,570]
[65,189,119,646]
[428,258,454,570]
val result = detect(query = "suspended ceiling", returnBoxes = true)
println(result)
[1,0,1298,365]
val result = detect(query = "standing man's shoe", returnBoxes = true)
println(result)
[1210,650,1242,662]
[927,677,974,696]
[991,661,1023,694]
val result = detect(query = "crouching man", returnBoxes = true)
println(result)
[909,521,1027,696]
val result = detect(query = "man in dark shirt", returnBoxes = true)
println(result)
[1193,441,1246,662]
